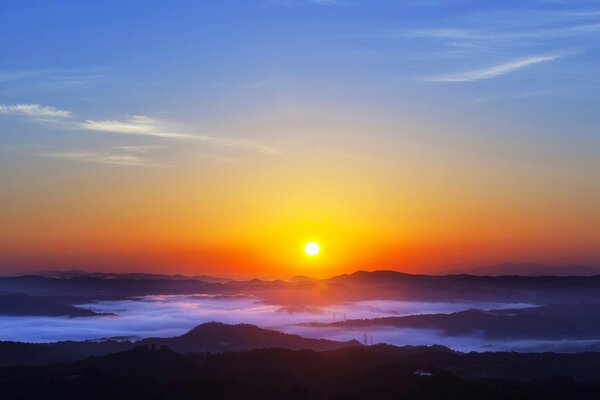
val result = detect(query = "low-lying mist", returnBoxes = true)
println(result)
[0,294,546,351]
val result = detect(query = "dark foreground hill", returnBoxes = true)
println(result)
[0,322,360,367]
[3,345,600,399]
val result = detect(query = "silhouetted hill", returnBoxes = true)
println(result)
[32,270,232,283]
[302,303,600,341]
[0,342,82,367]
[0,322,360,367]
[459,263,600,276]
[0,293,111,317]
[0,275,221,301]
[5,270,600,306]
[140,322,361,352]
[3,345,600,399]
[71,344,198,374]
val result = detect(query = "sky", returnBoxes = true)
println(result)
[1,0,599,278]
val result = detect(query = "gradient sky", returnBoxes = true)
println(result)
[1,0,600,278]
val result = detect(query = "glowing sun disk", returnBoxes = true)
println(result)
[304,242,320,256]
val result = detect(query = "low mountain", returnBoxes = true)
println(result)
[0,293,111,317]
[302,303,600,340]
[461,263,600,276]
[0,342,82,367]
[141,321,361,352]
[32,270,232,283]
[0,322,360,367]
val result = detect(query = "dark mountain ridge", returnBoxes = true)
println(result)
[5,270,600,307]
[459,263,600,277]
[0,293,112,317]
[139,321,361,353]
[0,322,360,367]
[3,345,600,399]
[301,303,600,341]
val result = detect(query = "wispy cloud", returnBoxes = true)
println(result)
[401,23,600,42]
[80,116,198,139]
[1,105,281,163]
[117,145,164,154]
[80,115,280,153]
[0,68,104,89]
[421,54,560,82]
[40,151,156,167]
[212,137,281,154]
[0,71,42,84]
[0,103,71,118]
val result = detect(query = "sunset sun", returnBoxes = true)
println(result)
[304,242,320,257]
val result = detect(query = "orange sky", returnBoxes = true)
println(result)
[1,112,599,278]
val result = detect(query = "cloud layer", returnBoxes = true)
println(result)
[0,296,531,346]
[41,151,152,167]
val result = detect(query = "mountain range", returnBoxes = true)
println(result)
[0,322,360,367]
[4,270,600,317]
[301,303,600,343]
[3,336,600,399]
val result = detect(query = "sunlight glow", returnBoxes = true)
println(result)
[304,242,320,256]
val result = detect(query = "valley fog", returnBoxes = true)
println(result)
[0,294,535,351]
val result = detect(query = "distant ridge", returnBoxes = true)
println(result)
[5,269,600,305]
[0,293,112,317]
[25,270,232,283]
[299,303,600,343]
[456,263,600,276]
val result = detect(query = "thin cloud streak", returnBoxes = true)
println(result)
[40,151,156,167]
[397,23,600,42]
[0,71,42,83]
[0,68,106,92]
[421,54,560,82]
[0,105,281,161]
[80,116,197,139]
[0,103,71,118]
[212,137,281,154]
[80,115,280,153]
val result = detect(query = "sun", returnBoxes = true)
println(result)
[304,241,320,256]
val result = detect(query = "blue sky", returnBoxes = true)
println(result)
[2,1,600,128]
[2,0,599,174]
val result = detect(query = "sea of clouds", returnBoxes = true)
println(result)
[0,294,548,352]
[7,295,598,352]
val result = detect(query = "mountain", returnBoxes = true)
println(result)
[301,303,600,341]
[0,275,222,301]
[459,263,600,276]
[0,293,112,317]
[0,342,83,367]
[30,270,232,283]
[3,345,600,399]
[5,270,600,307]
[0,322,360,367]
[140,322,361,352]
